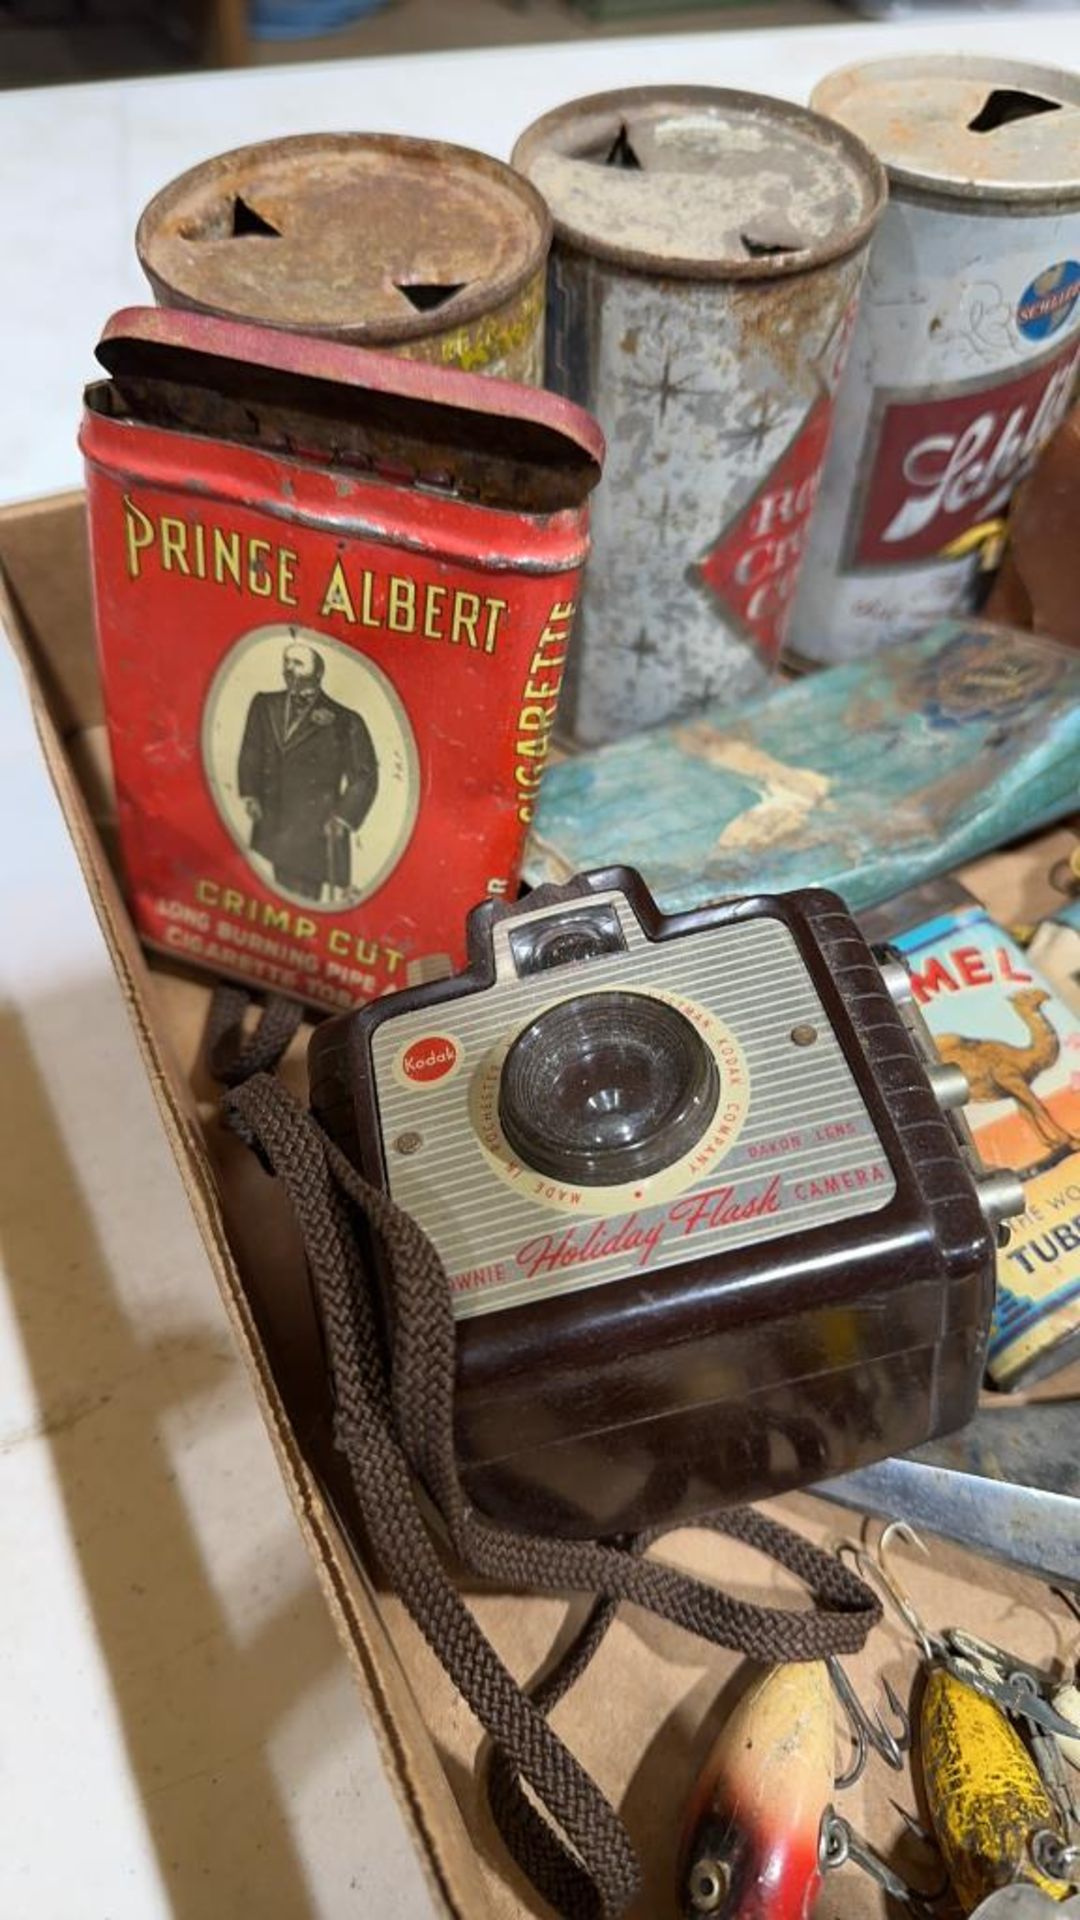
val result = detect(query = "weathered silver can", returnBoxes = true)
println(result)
[512,87,886,746]
[790,56,1080,666]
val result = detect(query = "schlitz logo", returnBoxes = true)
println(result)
[1017,260,1080,341]
[851,333,1080,569]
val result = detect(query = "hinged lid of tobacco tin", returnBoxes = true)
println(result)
[812,56,1080,203]
[136,133,551,342]
[511,85,886,279]
[88,307,603,512]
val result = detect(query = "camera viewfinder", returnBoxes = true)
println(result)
[509,904,627,978]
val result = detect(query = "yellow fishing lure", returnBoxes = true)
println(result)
[922,1666,1073,1912]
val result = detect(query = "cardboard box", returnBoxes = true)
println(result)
[5,490,1079,1920]
[1,491,495,1920]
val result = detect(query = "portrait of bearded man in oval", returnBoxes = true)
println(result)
[236,637,379,902]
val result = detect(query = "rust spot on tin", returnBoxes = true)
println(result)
[729,249,864,392]
[137,133,552,354]
[811,55,1080,202]
[88,313,602,517]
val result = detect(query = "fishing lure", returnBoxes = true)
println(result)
[678,1661,834,1918]
[678,1659,930,1917]
[922,1662,1074,1910]
[944,1629,1080,1753]
[852,1525,1079,1913]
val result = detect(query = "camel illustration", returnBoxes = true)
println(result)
[936,987,1080,1160]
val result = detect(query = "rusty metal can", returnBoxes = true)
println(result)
[790,56,1080,666]
[135,132,551,381]
[78,307,602,1012]
[511,86,886,745]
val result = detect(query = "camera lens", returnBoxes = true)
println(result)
[498,991,719,1186]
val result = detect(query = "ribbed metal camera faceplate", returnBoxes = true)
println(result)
[371,894,895,1319]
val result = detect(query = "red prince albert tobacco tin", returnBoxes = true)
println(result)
[79,309,604,1010]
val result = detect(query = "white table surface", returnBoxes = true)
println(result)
[3,19,1079,1918]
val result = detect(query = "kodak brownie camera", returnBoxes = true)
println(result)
[309,870,1023,1537]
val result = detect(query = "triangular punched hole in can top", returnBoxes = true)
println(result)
[740,227,803,259]
[968,88,1063,132]
[230,195,282,237]
[395,281,467,312]
[604,124,642,169]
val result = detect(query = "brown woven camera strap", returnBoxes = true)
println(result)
[206,983,306,1088]
[224,1073,881,1920]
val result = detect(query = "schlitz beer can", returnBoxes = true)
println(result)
[136,133,550,381]
[512,87,886,745]
[79,308,603,1012]
[790,56,1080,665]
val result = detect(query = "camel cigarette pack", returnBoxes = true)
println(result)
[889,897,1080,1388]
[79,309,602,1011]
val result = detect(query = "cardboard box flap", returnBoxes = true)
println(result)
[0,492,102,737]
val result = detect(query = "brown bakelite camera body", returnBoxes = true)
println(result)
[309,869,1016,1539]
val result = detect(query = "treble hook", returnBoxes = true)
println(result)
[841,1522,940,1664]
[876,1522,939,1660]
[819,1806,944,1917]
[828,1655,910,1789]
[857,1527,1080,1834]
